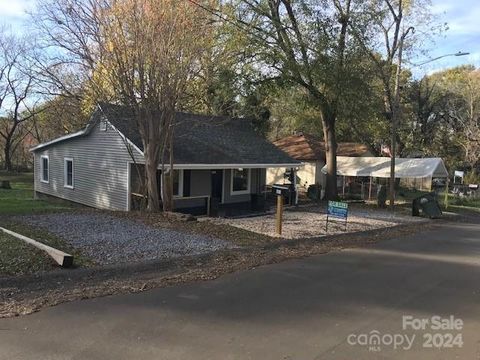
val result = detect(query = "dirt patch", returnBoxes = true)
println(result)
[0,220,437,318]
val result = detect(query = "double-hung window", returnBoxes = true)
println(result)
[230,168,250,195]
[64,158,74,189]
[41,155,49,183]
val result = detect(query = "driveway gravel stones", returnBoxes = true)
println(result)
[15,213,234,265]
[211,206,427,239]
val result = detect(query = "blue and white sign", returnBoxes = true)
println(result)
[327,201,348,219]
[326,201,348,232]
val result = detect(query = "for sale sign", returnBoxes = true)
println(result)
[327,201,348,219]
[326,201,348,232]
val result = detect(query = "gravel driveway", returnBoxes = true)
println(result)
[16,213,234,265]
[211,205,427,239]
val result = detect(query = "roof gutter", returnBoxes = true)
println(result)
[156,163,303,170]
[29,129,87,152]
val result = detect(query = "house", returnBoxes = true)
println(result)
[30,103,300,215]
[266,133,373,190]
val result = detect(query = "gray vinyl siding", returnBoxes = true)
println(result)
[174,170,211,209]
[190,170,211,196]
[175,168,265,209]
[33,122,141,211]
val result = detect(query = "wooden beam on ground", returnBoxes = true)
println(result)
[0,227,73,268]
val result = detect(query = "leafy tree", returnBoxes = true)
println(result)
[403,65,480,173]
[231,0,368,199]
[30,95,88,144]
[431,66,480,171]
[350,0,418,206]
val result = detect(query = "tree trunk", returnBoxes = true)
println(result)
[322,114,338,200]
[144,142,161,212]
[4,139,13,171]
[168,130,174,211]
[161,126,174,212]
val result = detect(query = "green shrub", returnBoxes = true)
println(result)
[464,171,480,185]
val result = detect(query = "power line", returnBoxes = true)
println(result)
[185,0,274,47]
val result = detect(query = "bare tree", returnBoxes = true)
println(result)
[33,0,211,211]
[0,31,41,171]
[31,0,102,99]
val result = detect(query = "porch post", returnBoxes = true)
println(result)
[369,177,373,201]
[444,177,449,209]
[292,167,298,206]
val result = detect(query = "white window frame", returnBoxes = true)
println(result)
[64,157,74,189]
[161,169,184,198]
[173,169,184,198]
[230,168,251,196]
[40,155,49,183]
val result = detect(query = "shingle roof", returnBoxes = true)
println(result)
[273,133,371,161]
[97,103,299,166]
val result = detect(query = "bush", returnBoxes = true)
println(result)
[464,171,480,185]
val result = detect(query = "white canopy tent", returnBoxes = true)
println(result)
[321,157,449,178]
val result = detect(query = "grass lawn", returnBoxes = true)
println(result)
[0,231,59,276]
[446,195,480,214]
[0,171,91,276]
[0,171,71,215]
[0,221,93,276]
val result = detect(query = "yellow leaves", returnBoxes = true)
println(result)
[88,0,214,106]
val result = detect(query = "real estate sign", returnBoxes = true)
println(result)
[327,201,348,219]
[326,201,348,232]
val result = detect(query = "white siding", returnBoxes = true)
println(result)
[267,162,322,190]
[33,122,140,211]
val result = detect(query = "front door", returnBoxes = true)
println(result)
[211,170,223,202]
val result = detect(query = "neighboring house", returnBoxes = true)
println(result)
[266,133,373,190]
[30,103,300,215]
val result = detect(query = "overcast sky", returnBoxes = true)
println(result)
[0,0,478,77]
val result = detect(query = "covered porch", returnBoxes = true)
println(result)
[129,164,297,217]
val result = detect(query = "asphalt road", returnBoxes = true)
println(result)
[1,220,479,360]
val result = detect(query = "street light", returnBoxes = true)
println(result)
[388,50,469,211]
[412,51,470,67]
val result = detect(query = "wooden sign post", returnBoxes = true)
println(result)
[276,194,283,235]
[272,184,289,236]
